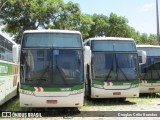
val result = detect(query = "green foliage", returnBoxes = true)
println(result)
[47,1,81,30]
[107,13,129,37]
[147,34,158,45]
[77,14,94,40]
[88,14,109,38]
[0,0,158,45]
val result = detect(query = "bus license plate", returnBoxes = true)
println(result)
[149,88,155,91]
[113,92,121,95]
[47,100,57,104]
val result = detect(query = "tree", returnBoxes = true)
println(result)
[77,14,94,40]
[147,34,158,45]
[0,0,93,42]
[140,33,148,44]
[0,0,8,13]
[106,13,129,37]
[0,0,63,43]
[88,14,109,38]
[0,0,157,45]
[46,1,81,30]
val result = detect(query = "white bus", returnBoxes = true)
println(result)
[137,45,160,93]
[84,37,146,99]
[19,30,88,107]
[0,32,20,106]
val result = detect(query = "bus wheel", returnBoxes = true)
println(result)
[17,83,19,97]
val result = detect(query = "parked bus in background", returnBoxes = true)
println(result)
[19,30,89,107]
[137,45,160,93]
[0,32,20,106]
[84,37,146,99]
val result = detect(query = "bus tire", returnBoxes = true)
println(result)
[16,83,19,97]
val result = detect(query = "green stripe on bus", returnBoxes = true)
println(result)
[43,84,83,91]
[92,79,139,86]
[20,84,83,92]
[141,80,160,83]
[92,80,104,86]
[0,62,17,76]
[20,84,35,91]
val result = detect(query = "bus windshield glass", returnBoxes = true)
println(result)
[137,47,160,80]
[92,53,138,81]
[22,33,82,48]
[21,49,83,87]
[92,40,136,52]
[140,57,160,80]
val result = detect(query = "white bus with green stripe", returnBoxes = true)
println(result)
[0,32,20,106]
[137,45,160,93]
[19,30,88,107]
[84,37,146,99]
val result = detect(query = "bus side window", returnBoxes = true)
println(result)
[0,47,5,60]
[5,40,13,62]
[0,35,13,62]
[0,36,6,60]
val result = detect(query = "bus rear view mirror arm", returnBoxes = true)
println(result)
[84,46,91,65]
[138,50,147,65]
[13,44,20,63]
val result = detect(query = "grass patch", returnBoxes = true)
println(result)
[0,96,80,117]
[84,97,136,106]
[0,93,160,116]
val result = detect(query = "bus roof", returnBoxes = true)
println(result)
[84,37,135,44]
[136,45,160,48]
[86,37,134,41]
[137,45,160,56]
[0,32,17,45]
[23,30,81,35]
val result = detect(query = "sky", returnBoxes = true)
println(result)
[0,0,159,37]
[64,0,159,35]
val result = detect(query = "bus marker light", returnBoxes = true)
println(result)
[47,100,57,104]
[95,95,99,97]
[113,92,121,95]
[149,88,155,91]
[24,104,29,106]
[75,103,79,106]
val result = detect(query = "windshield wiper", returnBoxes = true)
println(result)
[105,68,113,81]
[105,61,114,81]
[56,65,68,85]
[117,64,130,81]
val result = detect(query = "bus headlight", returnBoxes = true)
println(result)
[70,89,84,95]
[92,84,103,89]
[19,89,35,96]
[131,84,139,88]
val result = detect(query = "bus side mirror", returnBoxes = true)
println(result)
[84,46,91,65]
[13,44,20,63]
[138,50,146,65]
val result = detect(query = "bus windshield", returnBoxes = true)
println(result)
[92,53,138,81]
[20,49,83,87]
[140,57,160,80]
[22,33,82,48]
